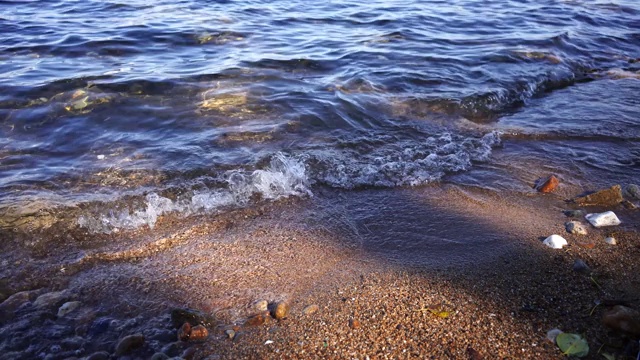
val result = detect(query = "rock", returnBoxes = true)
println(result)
[177,322,191,341]
[86,351,110,360]
[622,200,637,210]
[602,305,640,337]
[244,311,271,327]
[61,336,84,350]
[225,329,236,340]
[188,325,208,342]
[585,211,621,227]
[162,341,186,357]
[565,221,587,235]
[151,353,170,360]
[253,300,268,312]
[271,301,289,320]
[563,210,585,218]
[58,301,81,318]
[114,333,145,356]
[302,304,319,316]
[543,235,568,249]
[170,308,214,328]
[574,185,623,206]
[546,328,563,342]
[349,319,361,329]
[573,259,591,274]
[534,175,560,193]
[33,290,70,309]
[0,291,36,320]
[182,346,197,359]
[88,317,111,337]
[605,237,617,245]
[624,184,640,200]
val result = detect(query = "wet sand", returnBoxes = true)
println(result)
[1,183,639,359]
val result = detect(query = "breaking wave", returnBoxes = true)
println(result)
[77,131,501,233]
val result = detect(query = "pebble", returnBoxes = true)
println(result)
[563,210,585,218]
[349,319,361,329]
[543,235,568,249]
[574,185,623,206]
[605,237,617,245]
[177,322,191,341]
[182,347,197,359]
[253,300,268,312]
[114,333,145,356]
[302,304,319,316]
[225,329,236,340]
[625,184,640,200]
[58,301,81,318]
[271,301,289,320]
[585,211,621,227]
[546,328,563,342]
[170,308,214,328]
[572,259,591,274]
[86,351,110,360]
[151,353,170,360]
[33,291,70,309]
[244,311,271,327]
[602,305,640,337]
[188,325,208,342]
[534,175,559,193]
[565,221,587,235]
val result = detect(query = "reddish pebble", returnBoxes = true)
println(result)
[535,175,560,193]
[189,325,208,341]
[349,319,360,329]
[177,322,191,341]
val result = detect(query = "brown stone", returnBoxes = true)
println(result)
[177,322,191,341]
[467,346,483,360]
[244,311,271,327]
[271,301,289,320]
[302,304,319,316]
[534,175,559,193]
[189,325,208,342]
[349,319,360,329]
[574,185,623,206]
[602,305,640,336]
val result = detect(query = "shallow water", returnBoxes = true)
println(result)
[1,0,639,234]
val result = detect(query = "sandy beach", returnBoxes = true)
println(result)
[1,180,639,360]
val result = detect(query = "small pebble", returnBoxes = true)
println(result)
[349,319,360,329]
[546,329,563,342]
[302,304,319,316]
[58,301,81,318]
[573,259,591,274]
[585,211,621,227]
[605,237,617,245]
[271,301,289,320]
[565,221,587,236]
[225,329,236,340]
[253,300,268,312]
[625,184,640,200]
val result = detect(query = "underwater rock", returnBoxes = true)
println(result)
[115,333,145,356]
[543,235,568,249]
[625,184,640,200]
[585,211,621,227]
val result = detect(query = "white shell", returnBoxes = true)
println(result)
[543,235,568,249]
[585,211,621,227]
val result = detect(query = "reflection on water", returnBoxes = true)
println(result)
[0,0,639,231]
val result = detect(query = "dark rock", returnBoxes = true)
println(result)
[622,200,637,210]
[114,333,145,356]
[33,291,70,310]
[182,346,197,359]
[0,290,37,322]
[162,341,186,357]
[574,185,623,206]
[150,353,170,360]
[177,322,191,341]
[170,308,214,328]
[61,336,85,350]
[150,329,175,343]
[563,210,585,218]
[624,184,640,200]
[573,259,591,274]
[86,351,110,360]
[602,306,640,337]
[88,317,111,337]
[534,175,560,193]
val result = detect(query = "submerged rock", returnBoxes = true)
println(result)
[58,301,81,318]
[622,200,637,210]
[170,308,214,328]
[0,290,38,320]
[625,184,640,200]
[585,211,621,227]
[565,221,588,235]
[543,235,568,249]
[115,333,145,356]
[34,290,70,309]
[573,185,623,206]
[534,175,560,193]
[602,305,640,337]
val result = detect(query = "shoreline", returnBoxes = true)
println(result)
[1,182,639,359]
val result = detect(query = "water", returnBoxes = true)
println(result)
[1,0,639,233]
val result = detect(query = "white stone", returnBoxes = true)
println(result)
[58,301,81,317]
[585,211,621,227]
[543,235,568,249]
[97,154,105,160]
[605,237,617,245]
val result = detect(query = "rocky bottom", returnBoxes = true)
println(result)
[0,183,639,360]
